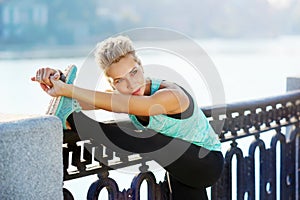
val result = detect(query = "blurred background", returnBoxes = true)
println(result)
[1,0,300,58]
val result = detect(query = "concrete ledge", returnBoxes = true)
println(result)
[0,114,63,200]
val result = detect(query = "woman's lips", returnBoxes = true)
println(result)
[132,88,141,95]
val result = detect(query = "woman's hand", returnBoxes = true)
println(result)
[31,67,58,87]
[31,67,69,97]
[46,75,71,97]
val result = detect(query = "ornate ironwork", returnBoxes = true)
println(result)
[63,90,300,200]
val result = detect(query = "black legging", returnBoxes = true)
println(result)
[68,112,224,200]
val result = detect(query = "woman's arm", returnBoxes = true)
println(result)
[77,100,100,110]
[33,68,190,116]
[62,80,190,116]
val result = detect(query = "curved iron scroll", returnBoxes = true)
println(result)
[211,126,299,200]
[63,188,75,200]
[86,171,169,200]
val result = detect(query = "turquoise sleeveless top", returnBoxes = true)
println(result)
[128,79,221,151]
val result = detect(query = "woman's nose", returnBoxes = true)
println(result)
[127,77,139,90]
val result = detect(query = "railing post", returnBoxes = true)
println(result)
[286,77,300,140]
[286,77,300,200]
[0,114,63,200]
[287,77,300,92]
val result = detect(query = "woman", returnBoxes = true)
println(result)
[32,36,223,199]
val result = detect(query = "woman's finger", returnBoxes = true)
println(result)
[35,69,42,82]
[33,67,56,87]
[53,71,60,80]
[40,83,49,92]
[42,68,56,86]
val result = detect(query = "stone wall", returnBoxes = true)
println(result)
[0,114,63,200]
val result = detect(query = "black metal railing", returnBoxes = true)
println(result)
[63,90,300,200]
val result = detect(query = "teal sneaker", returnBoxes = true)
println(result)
[46,65,81,129]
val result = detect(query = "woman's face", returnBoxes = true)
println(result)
[105,54,146,95]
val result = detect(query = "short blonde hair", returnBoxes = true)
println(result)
[94,35,141,72]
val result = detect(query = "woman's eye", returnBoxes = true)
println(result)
[131,69,138,76]
[115,79,123,84]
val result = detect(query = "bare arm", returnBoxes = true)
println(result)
[63,81,189,116]
[32,67,189,116]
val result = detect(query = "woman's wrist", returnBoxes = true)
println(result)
[63,84,74,98]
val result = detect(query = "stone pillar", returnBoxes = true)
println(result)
[286,77,300,140]
[287,77,300,91]
[0,114,63,200]
[286,77,300,200]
